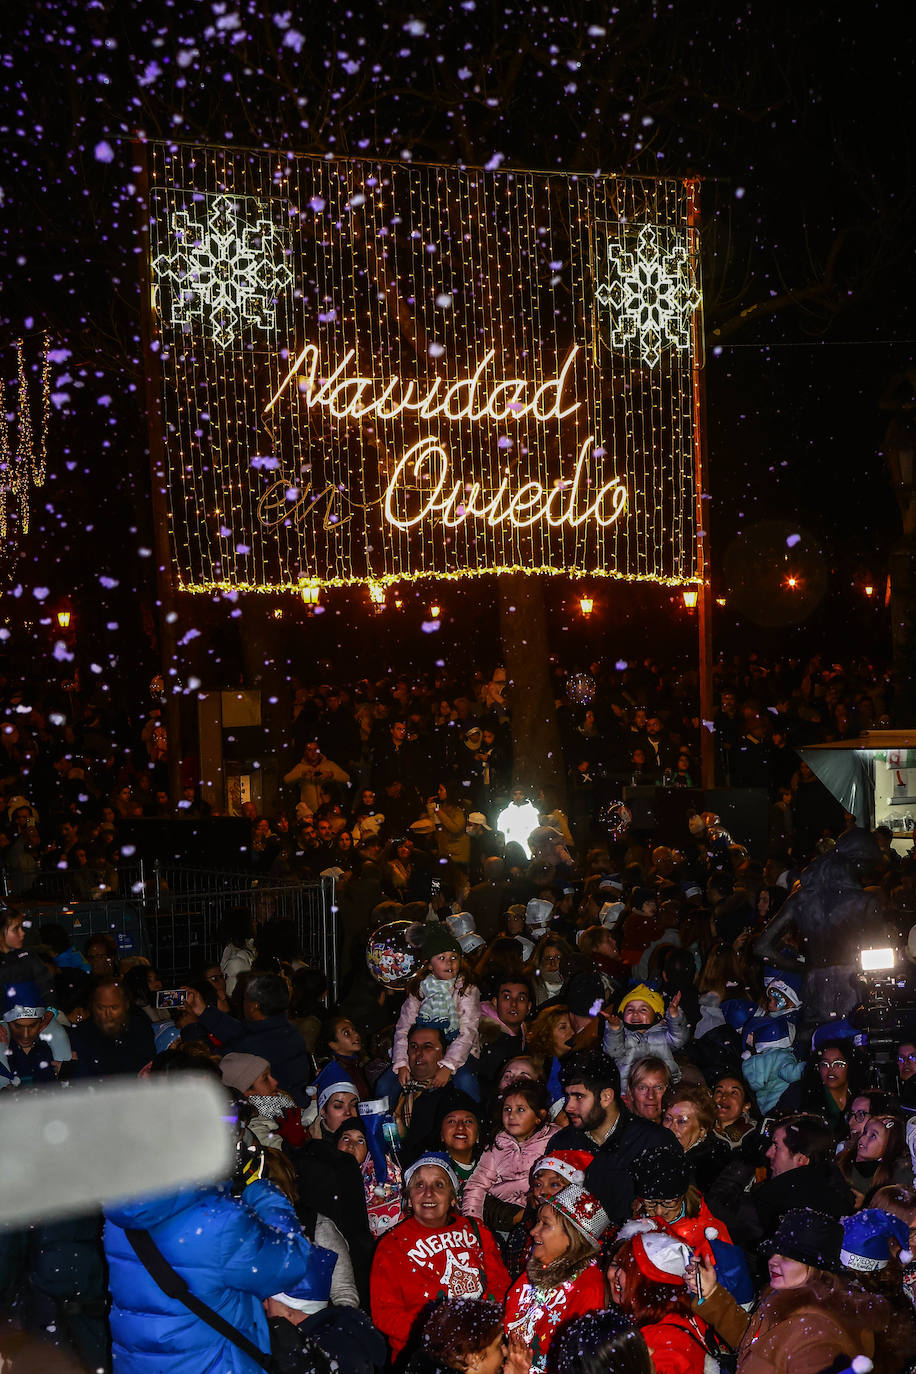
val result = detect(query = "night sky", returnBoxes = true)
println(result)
[0,2,912,690]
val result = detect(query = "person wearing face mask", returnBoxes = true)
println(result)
[602,984,687,1094]
[218,1052,310,1149]
[684,1207,892,1374]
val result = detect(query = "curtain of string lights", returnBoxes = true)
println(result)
[146,142,702,594]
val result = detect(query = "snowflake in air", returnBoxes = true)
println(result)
[153,193,294,348]
[595,223,701,367]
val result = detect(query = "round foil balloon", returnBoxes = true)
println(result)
[567,673,596,706]
[600,800,632,842]
[366,920,421,989]
[707,824,733,846]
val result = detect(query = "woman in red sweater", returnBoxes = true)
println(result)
[504,1184,609,1373]
[370,1152,510,1362]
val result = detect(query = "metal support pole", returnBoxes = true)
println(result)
[687,179,715,789]
[133,139,183,806]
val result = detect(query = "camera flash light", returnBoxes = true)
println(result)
[860,947,896,972]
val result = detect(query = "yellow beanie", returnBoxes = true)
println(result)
[618,984,665,1018]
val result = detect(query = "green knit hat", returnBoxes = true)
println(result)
[421,924,463,960]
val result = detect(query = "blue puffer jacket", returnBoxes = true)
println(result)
[104,1179,314,1374]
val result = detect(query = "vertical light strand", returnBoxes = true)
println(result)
[15,341,32,534]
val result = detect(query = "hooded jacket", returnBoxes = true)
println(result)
[461,1120,560,1222]
[104,1180,314,1374]
[370,1211,509,1359]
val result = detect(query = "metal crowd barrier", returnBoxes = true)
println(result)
[7,862,338,1000]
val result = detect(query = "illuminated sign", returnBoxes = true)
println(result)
[147,144,702,592]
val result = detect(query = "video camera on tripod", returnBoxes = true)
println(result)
[851,946,916,1091]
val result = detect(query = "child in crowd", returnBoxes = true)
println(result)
[392,926,481,1097]
[741,1016,805,1113]
[602,983,688,1092]
[462,1078,560,1230]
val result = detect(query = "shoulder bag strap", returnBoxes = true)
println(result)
[124,1228,273,1371]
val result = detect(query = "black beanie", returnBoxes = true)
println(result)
[631,1144,689,1199]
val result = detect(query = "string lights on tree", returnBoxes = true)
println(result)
[0,335,51,544]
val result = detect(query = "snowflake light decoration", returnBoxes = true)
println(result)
[153,193,293,348]
[595,223,701,368]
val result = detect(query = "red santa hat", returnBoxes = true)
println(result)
[533,1150,594,1188]
[627,1220,718,1284]
[631,1229,692,1285]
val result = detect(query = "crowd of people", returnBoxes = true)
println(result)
[0,652,883,900]
[1,653,915,1372]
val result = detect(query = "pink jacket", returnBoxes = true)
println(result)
[392,977,481,1075]
[462,1121,560,1221]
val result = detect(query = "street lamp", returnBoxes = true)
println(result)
[682,588,698,609]
[864,584,875,598]
[299,581,321,606]
[579,596,594,616]
[57,609,72,629]
[430,602,441,619]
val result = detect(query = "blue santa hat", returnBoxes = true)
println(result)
[3,981,46,1022]
[811,1018,865,1051]
[722,997,756,1032]
[270,1242,338,1312]
[310,1060,359,1111]
[841,1209,911,1272]
[764,968,803,1011]
[750,1017,794,1053]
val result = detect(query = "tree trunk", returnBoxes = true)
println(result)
[497,574,566,801]
[890,537,916,725]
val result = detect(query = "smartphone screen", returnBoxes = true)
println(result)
[156,989,188,1010]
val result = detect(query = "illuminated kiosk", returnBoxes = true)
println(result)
[802,731,916,854]
[142,144,707,807]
